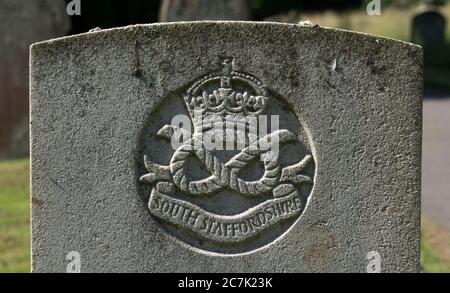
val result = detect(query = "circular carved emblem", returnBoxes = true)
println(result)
[138,57,315,254]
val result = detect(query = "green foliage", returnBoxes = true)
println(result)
[421,235,450,272]
[0,159,30,272]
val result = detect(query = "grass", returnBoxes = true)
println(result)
[421,238,450,273]
[421,216,450,272]
[0,159,449,272]
[0,159,30,273]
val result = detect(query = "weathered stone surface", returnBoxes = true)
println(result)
[31,22,423,273]
[159,0,250,22]
[0,0,70,156]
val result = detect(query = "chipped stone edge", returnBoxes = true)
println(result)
[29,21,423,52]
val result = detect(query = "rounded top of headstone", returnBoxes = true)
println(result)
[31,21,423,53]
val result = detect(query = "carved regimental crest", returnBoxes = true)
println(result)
[139,58,315,254]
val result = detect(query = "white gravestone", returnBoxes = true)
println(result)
[30,22,423,272]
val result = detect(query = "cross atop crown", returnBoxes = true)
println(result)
[183,57,269,129]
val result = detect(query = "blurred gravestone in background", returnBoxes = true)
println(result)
[159,0,251,22]
[0,0,70,158]
[411,0,447,48]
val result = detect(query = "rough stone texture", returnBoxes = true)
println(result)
[31,22,423,273]
[0,0,70,156]
[159,0,250,22]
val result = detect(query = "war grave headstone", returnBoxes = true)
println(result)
[30,22,423,272]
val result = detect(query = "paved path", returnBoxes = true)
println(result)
[422,89,450,230]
